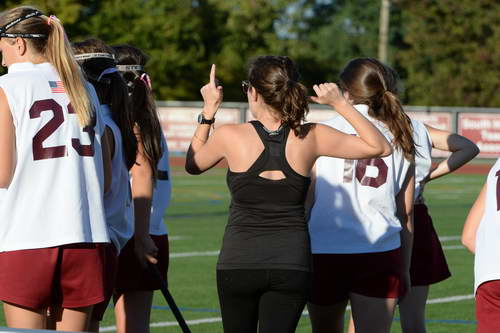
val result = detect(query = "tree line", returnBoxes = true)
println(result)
[2,0,499,107]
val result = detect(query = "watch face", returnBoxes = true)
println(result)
[197,113,203,123]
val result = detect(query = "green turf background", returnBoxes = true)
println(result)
[0,168,487,332]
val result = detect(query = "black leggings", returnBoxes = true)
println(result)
[217,269,310,333]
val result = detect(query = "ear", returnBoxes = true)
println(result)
[250,86,258,102]
[15,37,27,56]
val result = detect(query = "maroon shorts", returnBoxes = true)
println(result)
[476,280,500,333]
[0,243,106,310]
[410,204,451,286]
[309,248,405,306]
[92,244,118,321]
[115,234,169,293]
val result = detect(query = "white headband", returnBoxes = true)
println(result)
[116,65,144,72]
[74,52,115,61]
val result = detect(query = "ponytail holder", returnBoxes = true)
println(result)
[47,15,59,26]
[140,73,152,89]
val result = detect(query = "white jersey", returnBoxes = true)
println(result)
[101,105,134,251]
[412,120,433,202]
[474,158,500,292]
[0,62,109,251]
[150,134,171,235]
[309,104,412,254]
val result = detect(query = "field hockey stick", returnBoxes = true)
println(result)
[148,263,192,333]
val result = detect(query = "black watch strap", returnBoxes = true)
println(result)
[198,113,215,125]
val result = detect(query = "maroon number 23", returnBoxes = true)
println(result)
[30,99,95,161]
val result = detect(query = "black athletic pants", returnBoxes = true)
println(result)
[217,269,310,333]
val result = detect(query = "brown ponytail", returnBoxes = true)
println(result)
[0,6,94,127]
[340,58,415,161]
[248,56,309,137]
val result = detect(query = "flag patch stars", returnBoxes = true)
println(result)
[49,81,65,93]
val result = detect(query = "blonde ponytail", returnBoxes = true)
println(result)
[0,6,94,127]
[45,18,94,127]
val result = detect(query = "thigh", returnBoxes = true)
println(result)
[258,270,309,333]
[59,243,106,308]
[217,269,264,333]
[351,248,405,299]
[398,285,429,333]
[309,254,350,306]
[307,300,348,333]
[476,280,500,333]
[0,247,58,310]
[350,292,397,333]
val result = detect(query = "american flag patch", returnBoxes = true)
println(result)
[49,81,65,93]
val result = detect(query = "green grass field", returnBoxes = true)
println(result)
[0,167,488,332]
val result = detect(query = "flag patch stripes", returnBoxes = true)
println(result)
[49,81,65,93]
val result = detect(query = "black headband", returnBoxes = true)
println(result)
[0,10,47,39]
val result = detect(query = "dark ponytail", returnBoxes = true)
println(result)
[72,38,138,169]
[112,44,163,181]
[340,58,415,161]
[248,56,309,137]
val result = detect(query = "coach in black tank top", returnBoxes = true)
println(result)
[220,120,311,272]
[185,57,392,333]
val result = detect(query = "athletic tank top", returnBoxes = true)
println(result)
[101,105,134,252]
[412,119,433,202]
[309,104,412,254]
[150,134,171,235]
[217,121,311,271]
[475,158,500,292]
[0,62,109,251]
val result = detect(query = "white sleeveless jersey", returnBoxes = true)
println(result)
[101,105,134,251]
[150,134,171,235]
[309,104,412,254]
[0,62,109,251]
[412,120,433,202]
[474,158,500,292]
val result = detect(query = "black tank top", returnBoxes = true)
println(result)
[217,121,312,271]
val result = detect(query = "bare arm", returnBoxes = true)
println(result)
[0,88,16,188]
[185,64,225,174]
[462,182,487,253]
[131,125,158,265]
[310,83,392,160]
[426,125,479,181]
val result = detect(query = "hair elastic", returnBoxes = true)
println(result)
[116,64,144,72]
[47,15,59,26]
[0,10,47,39]
[140,73,152,89]
[74,53,115,61]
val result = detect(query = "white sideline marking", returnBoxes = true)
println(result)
[170,250,220,258]
[439,235,461,242]
[442,245,465,250]
[301,293,475,315]
[169,235,190,241]
[100,317,223,332]
[167,236,466,259]
[426,294,474,304]
[99,293,476,331]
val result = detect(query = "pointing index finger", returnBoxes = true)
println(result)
[210,64,216,87]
